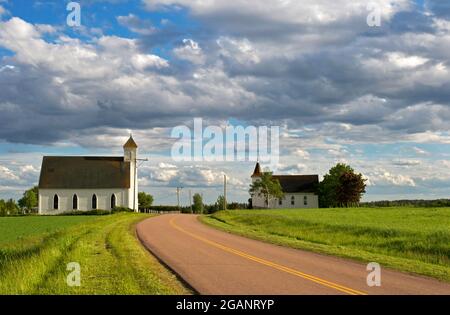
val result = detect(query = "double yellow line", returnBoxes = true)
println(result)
[169,217,367,295]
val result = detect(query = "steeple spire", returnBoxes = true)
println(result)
[123,134,138,149]
[251,162,262,177]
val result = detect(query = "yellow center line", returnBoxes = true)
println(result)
[169,217,368,296]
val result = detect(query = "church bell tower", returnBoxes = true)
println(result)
[123,135,138,212]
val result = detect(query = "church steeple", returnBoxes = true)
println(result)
[123,134,138,149]
[251,162,262,178]
[123,135,138,162]
[123,135,139,212]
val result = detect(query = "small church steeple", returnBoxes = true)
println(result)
[251,162,262,178]
[124,134,138,149]
[124,134,138,162]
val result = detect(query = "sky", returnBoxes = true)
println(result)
[0,0,449,205]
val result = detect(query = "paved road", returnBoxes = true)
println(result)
[136,214,450,295]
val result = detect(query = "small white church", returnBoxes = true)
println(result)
[250,162,319,209]
[38,136,139,214]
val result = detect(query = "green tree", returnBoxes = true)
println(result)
[18,186,38,212]
[192,193,203,214]
[249,172,284,208]
[336,171,367,207]
[319,163,366,208]
[0,199,6,216]
[138,192,154,210]
[216,195,225,211]
[4,199,19,215]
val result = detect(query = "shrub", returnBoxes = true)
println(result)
[59,209,112,216]
[112,206,134,213]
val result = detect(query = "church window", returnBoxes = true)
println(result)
[111,194,116,209]
[53,194,59,210]
[92,194,97,210]
[73,194,78,210]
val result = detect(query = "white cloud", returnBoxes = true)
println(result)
[131,54,169,70]
[144,0,409,26]
[412,147,429,155]
[173,39,205,64]
[387,52,428,68]
[293,149,310,159]
[0,165,19,181]
[368,171,416,187]
[117,14,155,35]
[1,3,450,201]
[20,164,38,174]
[392,159,421,166]
[217,37,260,65]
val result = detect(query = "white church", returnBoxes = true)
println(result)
[38,136,139,214]
[250,162,319,209]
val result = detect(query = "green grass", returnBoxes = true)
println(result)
[201,207,450,282]
[0,216,96,244]
[0,213,190,294]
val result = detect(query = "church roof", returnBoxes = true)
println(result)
[273,175,319,193]
[251,162,318,193]
[123,136,138,148]
[38,156,130,189]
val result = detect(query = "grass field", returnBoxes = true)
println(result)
[0,216,96,244]
[0,213,190,294]
[201,207,450,282]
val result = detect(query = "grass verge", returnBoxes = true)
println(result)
[0,213,191,294]
[201,208,450,282]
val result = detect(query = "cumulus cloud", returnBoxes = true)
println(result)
[173,39,205,65]
[117,14,155,35]
[0,165,19,182]
[392,159,421,166]
[1,1,450,200]
[366,171,416,187]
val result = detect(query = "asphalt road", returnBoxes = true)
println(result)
[136,214,450,295]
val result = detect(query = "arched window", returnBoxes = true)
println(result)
[278,198,282,206]
[304,195,308,206]
[92,194,97,210]
[291,195,295,206]
[111,194,116,209]
[73,194,78,210]
[53,194,59,210]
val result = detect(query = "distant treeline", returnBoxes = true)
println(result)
[149,202,249,214]
[360,199,450,208]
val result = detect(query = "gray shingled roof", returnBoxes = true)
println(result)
[272,175,319,193]
[38,156,130,189]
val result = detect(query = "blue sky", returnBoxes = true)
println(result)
[0,0,449,204]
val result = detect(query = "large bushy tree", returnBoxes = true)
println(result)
[0,199,19,216]
[216,195,225,211]
[18,186,38,212]
[249,172,284,208]
[319,163,366,208]
[192,193,203,213]
[138,192,154,210]
[0,199,6,216]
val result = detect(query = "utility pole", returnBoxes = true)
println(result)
[189,189,192,213]
[176,187,183,212]
[200,193,204,214]
[134,157,148,213]
[224,174,227,211]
